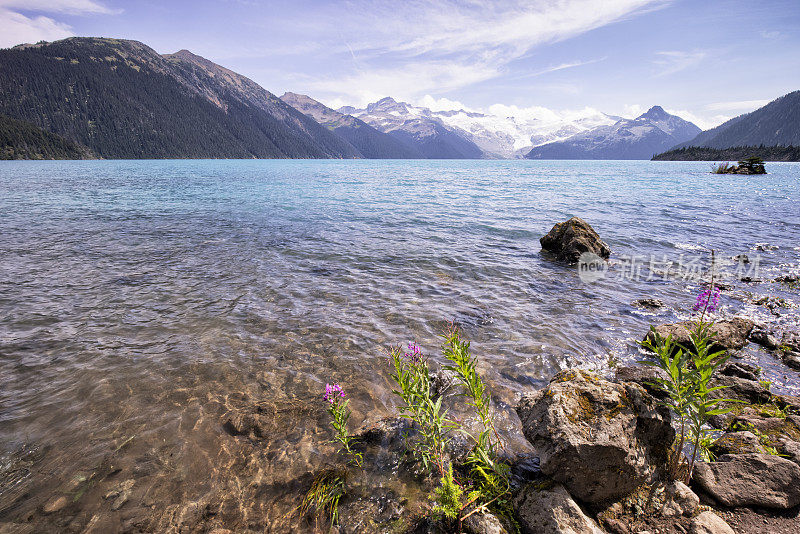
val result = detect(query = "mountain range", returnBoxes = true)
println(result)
[338,97,619,158]
[0,36,797,160]
[525,106,701,160]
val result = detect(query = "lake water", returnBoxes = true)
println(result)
[1,159,799,531]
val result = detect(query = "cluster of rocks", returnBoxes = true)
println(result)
[504,369,730,534]
[503,362,800,534]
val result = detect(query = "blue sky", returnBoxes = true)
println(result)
[1,0,799,128]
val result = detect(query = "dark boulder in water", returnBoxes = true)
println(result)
[540,217,610,264]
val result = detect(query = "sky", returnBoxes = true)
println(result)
[1,0,799,129]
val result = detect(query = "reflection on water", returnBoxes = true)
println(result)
[0,159,799,531]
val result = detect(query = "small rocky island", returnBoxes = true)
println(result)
[712,157,767,175]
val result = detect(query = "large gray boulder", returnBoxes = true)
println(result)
[516,370,674,503]
[463,511,509,534]
[779,439,800,465]
[644,318,755,354]
[693,453,800,509]
[513,483,605,534]
[540,217,610,263]
[689,511,735,534]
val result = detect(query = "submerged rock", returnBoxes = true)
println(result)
[632,298,664,310]
[748,327,779,350]
[513,483,605,534]
[516,370,673,503]
[644,318,755,354]
[782,331,800,352]
[782,350,800,370]
[42,496,68,514]
[693,453,800,509]
[540,217,610,264]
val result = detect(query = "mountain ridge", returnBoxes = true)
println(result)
[0,37,360,159]
[525,106,701,159]
[279,93,420,158]
[674,91,800,150]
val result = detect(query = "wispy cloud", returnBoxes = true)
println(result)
[704,99,770,111]
[665,108,731,130]
[505,57,608,81]
[652,50,707,77]
[297,0,668,104]
[0,0,118,48]
[0,0,118,15]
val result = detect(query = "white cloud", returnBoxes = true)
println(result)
[417,95,472,112]
[0,0,117,15]
[343,0,666,58]
[0,0,117,48]
[704,99,770,112]
[0,9,73,48]
[622,104,646,118]
[306,60,501,107]
[665,108,730,130]
[652,50,707,77]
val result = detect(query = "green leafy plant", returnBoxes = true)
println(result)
[689,430,717,462]
[641,330,695,480]
[300,383,360,528]
[432,462,474,520]
[390,343,453,475]
[442,327,510,502]
[390,331,511,529]
[756,402,789,419]
[683,321,738,480]
[641,255,739,482]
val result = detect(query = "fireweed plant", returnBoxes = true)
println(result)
[300,384,361,527]
[389,330,511,527]
[312,331,510,527]
[641,251,739,483]
[324,383,362,466]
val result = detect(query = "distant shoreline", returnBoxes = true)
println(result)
[653,145,800,162]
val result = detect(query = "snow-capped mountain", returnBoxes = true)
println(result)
[525,106,702,160]
[341,97,620,158]
[338,97,483,159]
[280,92,419,158]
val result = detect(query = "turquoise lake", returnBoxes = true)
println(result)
[1,159,799,529]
